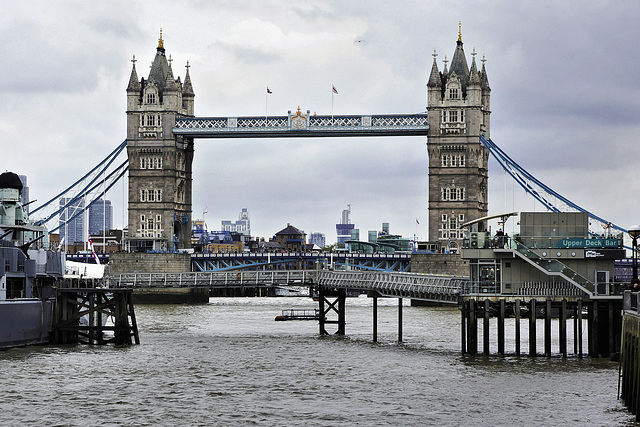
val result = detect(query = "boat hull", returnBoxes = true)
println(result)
[0,299,54,349]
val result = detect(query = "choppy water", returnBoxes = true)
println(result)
[0,297,635,426]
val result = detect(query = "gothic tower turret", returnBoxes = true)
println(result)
[125,31,196,251]
[426,25,490,252]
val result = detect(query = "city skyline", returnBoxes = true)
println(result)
[2,2,639,241]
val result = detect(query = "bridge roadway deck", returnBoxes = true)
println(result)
[106,270,466,303]
[173,114,429,138]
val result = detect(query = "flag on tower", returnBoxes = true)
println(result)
[332,85,338,94]
[88,234,101,265]
[267,86,273,94]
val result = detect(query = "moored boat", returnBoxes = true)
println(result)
[274,309,321,321]
[0,172,65,349]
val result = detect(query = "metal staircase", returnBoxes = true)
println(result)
[508,238,595,296]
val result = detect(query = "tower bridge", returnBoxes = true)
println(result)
[124,28,490,253]
[24,28,635,362]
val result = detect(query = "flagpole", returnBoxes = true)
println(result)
[331,84,334,124]
[265,86,268,122]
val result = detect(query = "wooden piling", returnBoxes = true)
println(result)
[560,299,567,357]
[590,300,598,357]
[515,299,521,356]
[483,299,490,356]
[529,299,537,356]
[398,298,403,343]
[545,299,552,357]
[372,296,378,343]
[461,300,467,355]
[498,299,505,356]
[468,299,477,355]
[577,299,583,357]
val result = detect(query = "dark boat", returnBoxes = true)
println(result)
[274,309,321,321]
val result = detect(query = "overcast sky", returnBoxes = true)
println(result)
[2,1,639,242]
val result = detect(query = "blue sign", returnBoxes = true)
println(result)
[555,238,619,248]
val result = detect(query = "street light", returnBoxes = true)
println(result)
[628,225,640,284]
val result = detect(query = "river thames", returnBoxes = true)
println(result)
[0,296,635,426]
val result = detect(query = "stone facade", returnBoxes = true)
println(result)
[426,28,491,253]
[108,252,191,274]
[410,253,469,277]
[126,32,195,251]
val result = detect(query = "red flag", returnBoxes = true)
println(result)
[332,85,338,94]
[88,234,101,265]
[267,86,272,94]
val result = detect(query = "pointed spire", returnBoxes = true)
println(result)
[164,58,178,91]
[428,49,442,87]
[449,27,469,89]
[469,48,480,85]
[442,55,448,74]
[183,61,195,96]
[480,54,490,90]
[127,55,141,91]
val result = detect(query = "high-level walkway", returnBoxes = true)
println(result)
[173,112,429,138]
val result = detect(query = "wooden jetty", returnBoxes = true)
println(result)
[53,288,139,345]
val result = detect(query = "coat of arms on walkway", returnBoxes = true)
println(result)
[290,107,307,130]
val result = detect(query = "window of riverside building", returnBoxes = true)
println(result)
[146,93,156,104]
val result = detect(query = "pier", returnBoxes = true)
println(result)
[53,288,139,346]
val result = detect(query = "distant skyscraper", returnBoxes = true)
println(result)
[18,175,29,214]
[308,232,326,248]
[88,199,113,235]
[59,198,85,245]
[221,208,251,235]
[336,205,354,245]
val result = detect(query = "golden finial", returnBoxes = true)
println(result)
[458,21,462,42]
[158,28,164,49]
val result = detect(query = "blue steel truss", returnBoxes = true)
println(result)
[190,253,412,272]
[173,112,429,138]
[480,134,627,234]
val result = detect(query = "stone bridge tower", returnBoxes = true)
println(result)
[125,32,195,251]
[426,25,490,253]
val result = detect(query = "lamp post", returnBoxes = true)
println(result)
[629,225,640,283]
